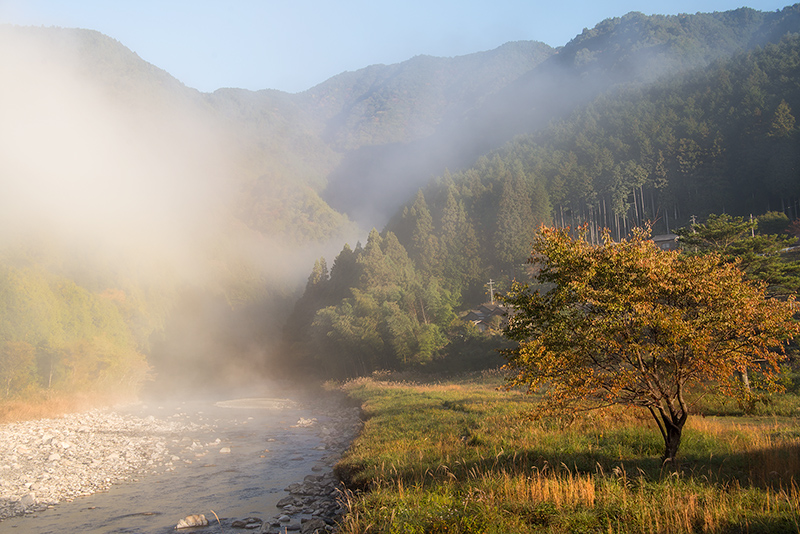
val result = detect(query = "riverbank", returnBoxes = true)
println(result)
[260,398,363,533]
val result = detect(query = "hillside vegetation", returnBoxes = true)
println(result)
[288,7,800,379]
[3,5,800,403]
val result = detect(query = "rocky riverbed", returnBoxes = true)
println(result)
[0,409,212,520]
[0,393,363,533]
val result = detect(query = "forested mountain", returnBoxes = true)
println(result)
[286,6,800,378]
[3,5,800,397]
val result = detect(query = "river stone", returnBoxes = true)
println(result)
[276,496,295,507]
[300,518,327,534]
[231,516,261,529]
[175,514,208,529]
[19,493,35,508]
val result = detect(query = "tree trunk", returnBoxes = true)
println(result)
[649,406,687,463]
[739,369,751,392]
[663,420,683,462]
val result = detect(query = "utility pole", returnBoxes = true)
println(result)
[487,279,495,305]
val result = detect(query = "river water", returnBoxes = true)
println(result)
[2,389,340,533]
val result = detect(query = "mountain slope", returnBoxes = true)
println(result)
[317,6,800,226]
[286,5,800,378]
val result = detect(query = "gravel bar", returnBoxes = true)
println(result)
[0,408,212,520]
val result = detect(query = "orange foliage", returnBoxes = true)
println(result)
[502,226,800,460]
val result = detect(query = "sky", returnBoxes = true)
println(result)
[0,0,793,93]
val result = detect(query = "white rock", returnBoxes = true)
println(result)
[19,493,35,508]
[175,514,208,529]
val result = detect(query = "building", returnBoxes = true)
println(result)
[652,234,679,251]
[462,303,509,332]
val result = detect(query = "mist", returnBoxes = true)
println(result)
[0,26,358,394]
[0,28,226,275]
[1,8,784,397]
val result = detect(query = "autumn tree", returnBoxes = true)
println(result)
[501,226,799,462]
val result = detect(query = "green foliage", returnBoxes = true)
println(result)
[676,213,756,251]
[0,263,149,397]
[235,173,353,243]
[285,228,465,377]
[676,213,800,297]
[0,341,36,398]
[351,32,800,369]
[287,156,556,378]
[387,156,552,297]
[759,210,791,235]
[768,99,796,138]
[453,33,800,239]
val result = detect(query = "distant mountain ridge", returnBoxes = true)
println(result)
[9,7,800,234]
[297,41,554,150]
[308,5,800,226]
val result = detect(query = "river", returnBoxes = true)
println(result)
[1,387,354,533]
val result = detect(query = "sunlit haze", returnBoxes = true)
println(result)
[0,0,797,392]
[0,0,791,93]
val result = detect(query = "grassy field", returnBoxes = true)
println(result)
[333,372,800,533]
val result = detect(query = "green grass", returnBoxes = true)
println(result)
[333,374,800,533]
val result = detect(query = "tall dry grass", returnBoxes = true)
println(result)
[0,390,137,424]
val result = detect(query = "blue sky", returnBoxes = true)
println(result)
[0,1,791,93]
